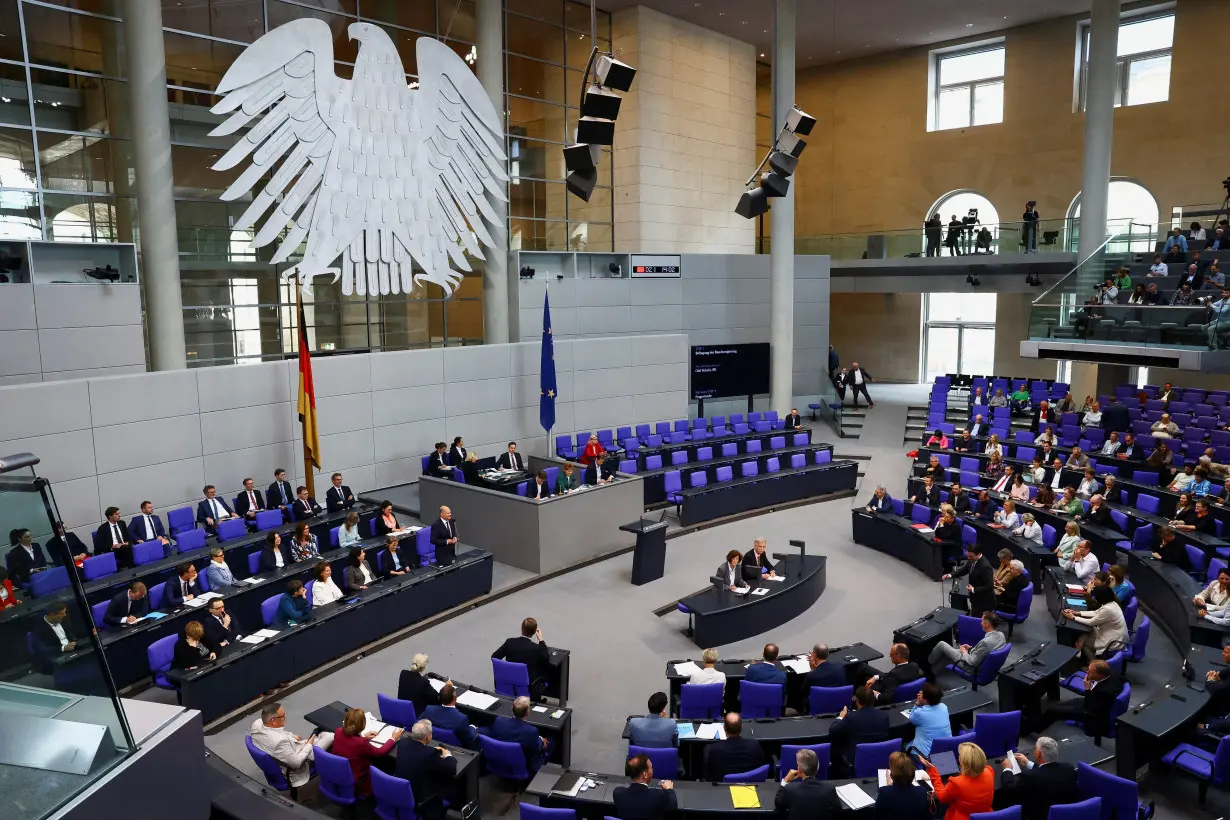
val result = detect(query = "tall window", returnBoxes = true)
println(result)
[927,190,1001,254]
[932,44,1005,131]
[1068,179,1159,252]
[1079,12,1174,109]
[922,293,998,382]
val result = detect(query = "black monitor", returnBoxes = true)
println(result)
[690,343,770,400]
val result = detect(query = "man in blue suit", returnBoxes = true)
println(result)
[196,485,237,534]
[828,687,890,777]
[744,643,787,685]
[162,563,203,608]
[129,500,169,547]
[103,581,150,627]
[613,754,676,820]
[485,696,551,773]
[267,469,295,520]
[627,692,677,748]
[805,644,848,688]
[394,720,456,820]
[421,683,478,749]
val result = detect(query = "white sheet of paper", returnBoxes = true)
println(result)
[836,784,875,810]
[182,597,208,608]
[763,576,786,582]
[254,628,280,638]
[198,591,222,602]
[696,723,727,740]
[900,709,913,719]
[673,661,702,677]
[428,678,447,692]
[242,577,263,585]
[750,588,769,596]
[364,713,388,735]
[456,690,499,710]
[239,635,265,644]
[369,724,398,747]
[1007,752,1022,775]
[532,705,550,713]
[730,586,751,596]
[781,658,811,674]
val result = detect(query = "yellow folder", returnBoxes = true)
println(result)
[729,785,760,808]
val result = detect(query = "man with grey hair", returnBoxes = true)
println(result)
[998,735,1080,820]
[247,702,334,788]
[742,537,775,582]
[486,695,552,773]
[926,612,1006,676]
[995,560,1030,615]
[205,546,236,590]
[775,747,839,818]
[394,719,455,820]
[688,648,726,686]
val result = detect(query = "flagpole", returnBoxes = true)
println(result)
[296,278,317,499]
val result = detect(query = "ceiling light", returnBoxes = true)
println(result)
[966,23,974,27]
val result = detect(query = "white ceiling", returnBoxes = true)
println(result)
[598,0,1120,66]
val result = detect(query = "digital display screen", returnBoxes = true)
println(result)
[690,343,770,400]
[630,254,682,278]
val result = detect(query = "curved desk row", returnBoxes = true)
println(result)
[1126,551,1230,650]
[163,549,493,723]
[636,443,832,505]
[678,555,826,648]
[850,509,949,580]
[623,428,815,470]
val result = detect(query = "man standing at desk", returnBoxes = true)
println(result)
[326,472,355,512]
[742,537,776,582]
[429,506,458,566]
[394,720,455,820]
[492,617,551,700]
[496,442,524,471]
[486,696,552,773]
[614,754,676,820]
[943,544,995,616]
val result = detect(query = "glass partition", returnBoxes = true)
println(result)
[0,454,134,820]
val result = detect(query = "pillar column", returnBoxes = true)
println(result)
[477,0,511,344]
[123,0,186,370]
[1076,0,1120,288]
[769,0,795,411]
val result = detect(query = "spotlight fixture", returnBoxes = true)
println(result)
[1025,271,1042,287]
[84,264,120,282]
[734,106,815,219]
[519,265,536,280]
[594,54,636,92]
[608,262,622,276]
[966,274,981,288]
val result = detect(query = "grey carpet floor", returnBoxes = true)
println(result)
[181,391,1220,819]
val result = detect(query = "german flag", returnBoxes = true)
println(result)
[296,286,321,471]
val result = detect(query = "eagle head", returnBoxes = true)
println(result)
[348,22,405,78]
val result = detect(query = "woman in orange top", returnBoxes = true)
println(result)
[579,433,606,466]
[920,742,994,820]
[0,567,20,610]
[330,708,402,797]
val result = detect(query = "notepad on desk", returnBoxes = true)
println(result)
[1066,585,1086,594]
[369,723,399,747]
[1065,597,1087,606]
[696,723,726,740]
[239,635,265,644]
[676,722,696,739]
[729,785,759,808]
[673,661,701,677]
[143,611,167,621]
[253,628,280,638]
[429,678,447,692]
[781,657,811,674]
[762,576,786,582]
[456,690,499,710]
[836,784,875,810]
[750,588,769,596]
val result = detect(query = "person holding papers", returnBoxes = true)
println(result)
[311,562,344,606]
[715,549,745,591]
[998,736,1080,820]
[163,563,203,609]
[627,691,678,748]
[701,713,767,782]
[202,597,242,650]
[919,742,994,820]
[874,753,931,820]
[775,748,838,820]
[614,753,677,820]
[332,707,402,797]
[422,683,479,749]
[104,581,149,627]
[172,620,216,669]
[398,653,444,717]
[196,485,237,534]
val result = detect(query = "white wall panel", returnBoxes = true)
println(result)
[0,429,96,482]
[0,379,92,437]
[196,360,289,412]
[0,285,36,330]
[92,414,203,473]
[38,326,146,372]
[302,354,373,399]
[33,285,142,329]
[0,330,42,377]
[314,391,374,437]
[49,475,102,530]
[442,345,511,383]
[199,406,293,456]
[202,442,298,497]
[370,385,446,428]
[573,396,634,431]
[313,463,375,494]
[631,334,687,366]
[373,420,443,463]
[87,370,200,427]
[95,457,205,517]
[370,348,444,390]
[374,457,422,488]
[445,377,512,417]
[41,365,145,382]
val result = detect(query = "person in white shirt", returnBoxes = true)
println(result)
[249,703,334,788]
[993,499,1020,529]
[1194,566,1230,613]
[1098,431,1120,456]
[1190,221,1208,242]
[311,562,344,606]
[1151,413,1179,439]
[132,500,170,547]
[983,434,1003,459]
[1013,513,1043,544]
[1098,280,1119,304]
[1083,402,1103,429]
[1034,427,1055,446]
[688,647,728,686]
[1076,468,1100,499]
[1148,254,1169,277]
[1063,585,1129,661]
[1050,459,1065,491]
[990,465,1015,494]
[1063,540,1099,585]
[338,512,362,548]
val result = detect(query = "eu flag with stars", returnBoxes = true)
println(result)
[540,289,557,432]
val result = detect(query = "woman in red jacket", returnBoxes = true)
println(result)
[330,708,402,796]
[920,742,994,820]
[579,433,606,466]
[0,567,20,610]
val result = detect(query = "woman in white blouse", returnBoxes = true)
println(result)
[993,499,1020,529]
[311,561,343,606]
[1056,521,1081,562]
[1063,585,1129,661]
[1013,512,1043,544]
[1034,427,1055,446]
[1026,457,1046,485]
[1194,565,1230,612]
[1076,467,1100,499]
[1009,473,1031,503]
[983,434,1003,459]
[338,511,362,548]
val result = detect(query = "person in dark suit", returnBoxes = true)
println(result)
[702,713,767,782]
[291,486,322,520]
[326,472,356,512]
[421,683,478,749]
[259,532,292,572]
[378,536,409,577]
[828,687,890,776]
[529,470,552,500]
[614,753,676,820]
[843,362,875,409]
[267,469,295,518]
[909,476,940,507]
[495,442,524,471]
[449,436,468,466]
[201,597,242,651]
[95,507,134,569]
[428,506,458,566]
[1114,432,1144,462]
[969,416,991,438]
[933,508,962,562]
[585,452,614,485]
[949,483,972,515]
[492,617,551,699]
[393,719,457,820]
[863,643,922,702]
[874,752,932,820]
[864,486,891,513]
[745,643,787,685]
[46,521,89,569]
[1204,645,1230,714]
[129,501,170,547]
[399,653,445,716]
[429,442,453,477]
[196,485,237,534]
[1038,660,1124,737]
[805,644,848,688]
[30,602,78,674]
[998,736,1080,820]
[776,748,838,820]
[784,408,804,430]
[162,562,203,608]
[946,544,996,616]
[235,478,266,525]
[970,490,997,521]
[741,538,775,582]
[7,529,48,584]
[485,696,552,773]
[459,453,480,485]
[172,620,216,669]
[1099,399,1130,435]
[103,581,150,627]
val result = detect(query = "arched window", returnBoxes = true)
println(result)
[1068,179,1159,252]
[927,191,1001,255]
[51,203,116,243]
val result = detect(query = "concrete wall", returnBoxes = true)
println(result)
[828,293,922,382]
[0,335,688,542]
[994,293,1059,381]
[611,6,757,255]
[783,0,1230,237]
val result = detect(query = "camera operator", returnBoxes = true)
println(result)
[1097,279,1120,305]
[975,225,993,254]
[925,213,943,258]
[962,209,981,255]
[1022,201,1039,253]
[1200,288,1230,350]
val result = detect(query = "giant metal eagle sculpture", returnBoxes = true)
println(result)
[210,19,508,297]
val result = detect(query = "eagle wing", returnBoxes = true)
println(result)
[410,37,509,291]
[208,18,342,265]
